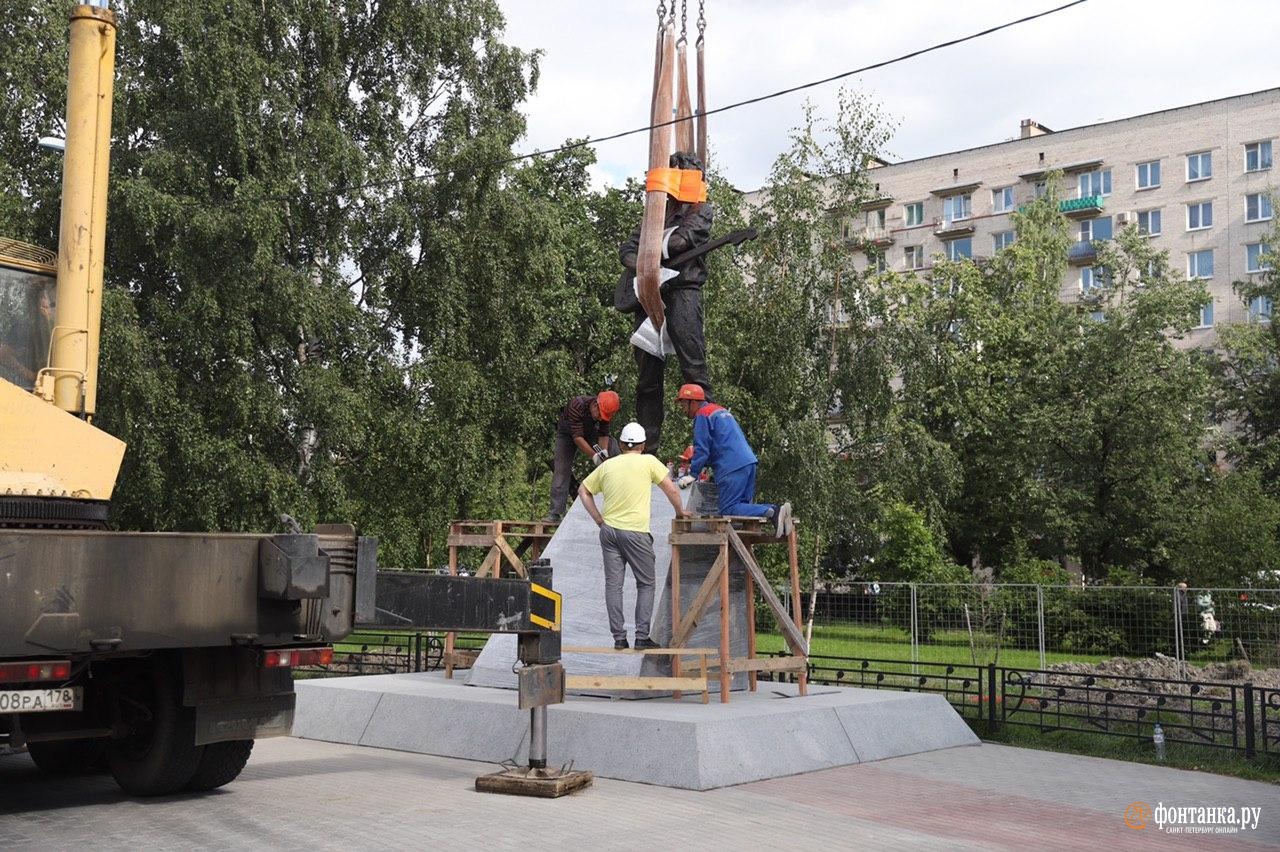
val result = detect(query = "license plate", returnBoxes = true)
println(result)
[0,687,82,714]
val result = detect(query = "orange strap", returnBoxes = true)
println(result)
[645,167,707,203]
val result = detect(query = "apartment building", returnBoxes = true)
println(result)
[775,88,1278,339]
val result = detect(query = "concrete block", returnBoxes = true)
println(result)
[291,679,382,744]
[294,672,979,790]
[835,692,980,763]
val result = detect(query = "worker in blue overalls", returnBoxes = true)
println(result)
[673,383,792,538]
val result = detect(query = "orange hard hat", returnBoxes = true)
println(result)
[595,390,620,421]
[679,445,694,461]
[676,383,706,402]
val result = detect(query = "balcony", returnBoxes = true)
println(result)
[1059,196,1104,218]
[1067,240,1098,265]
[933,216,975,237]
[853,226,895,247]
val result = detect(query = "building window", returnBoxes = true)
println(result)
[1245,141,1273,173]
[993,231,1015,253]
[1078,168,1111,198]
[1136,160,1161,189]
[1187,151,1212,181]
[1250,295,1273,321]
[1187,249,1214,279]
[1137,209,1162,236]
[867,253,887,274]
[1081,266,1109,292]
[1247,243,1273,273]
[1080,217,1113,241]
[943,194,971,223]
[904,202,924,227]
[1246,193,1274,223]
[904,245,924,270]
[866,208,887,229]
[1186,201,1213,231]
[1198,301,1214,328]
[992,186,1015,213]
[945,238,972,261]
[1089,310,1106,323]
[1033,180,1048,199]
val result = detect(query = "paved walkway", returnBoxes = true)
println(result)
[1,739,1275,850]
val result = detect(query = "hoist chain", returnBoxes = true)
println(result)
[677,0,688,45]
[656,1,666,28]
[696,0,706,46]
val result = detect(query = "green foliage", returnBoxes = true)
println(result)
[1,0,638,570]
[875,502,966,583]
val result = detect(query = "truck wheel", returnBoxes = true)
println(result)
[106,661,204,796]
[26,739,106,775]
[184,740,254,791]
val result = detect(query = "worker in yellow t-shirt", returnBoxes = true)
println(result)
[578,421,689,650]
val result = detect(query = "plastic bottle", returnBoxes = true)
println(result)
[1153,723,1166,761]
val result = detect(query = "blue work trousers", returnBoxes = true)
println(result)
[714,463,774,518]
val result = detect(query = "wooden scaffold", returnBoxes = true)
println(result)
[668,516,809,702]
[442,519,558,677]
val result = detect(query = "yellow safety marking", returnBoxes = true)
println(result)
[530,583,562,631]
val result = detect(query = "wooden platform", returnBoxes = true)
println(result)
[443,519,558,677]
[668,516,810,702]
[562,646,717,704]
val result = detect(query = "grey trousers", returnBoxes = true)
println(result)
[599,524,656,641]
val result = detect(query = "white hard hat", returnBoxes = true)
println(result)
[619,422,647,445]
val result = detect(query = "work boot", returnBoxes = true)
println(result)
[614,638,629,650]
[634,637,661,650]
[775,502,793,538]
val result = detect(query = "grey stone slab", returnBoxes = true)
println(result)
[291,680,382,744]
[294,671,978,790]
[358,690,528,764]
[834,692,980,763]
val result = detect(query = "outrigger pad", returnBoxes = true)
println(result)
[475,766,593,798]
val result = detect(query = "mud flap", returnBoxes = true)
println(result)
[194,693,294,746]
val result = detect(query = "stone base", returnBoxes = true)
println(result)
[293,671,980,790]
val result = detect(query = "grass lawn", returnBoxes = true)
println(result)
[975,720,1280,784]
[755,622,1112,670]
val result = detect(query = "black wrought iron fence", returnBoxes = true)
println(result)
[293,631,486,678]
[764,653,1276,760]
[1262,687,1280,756]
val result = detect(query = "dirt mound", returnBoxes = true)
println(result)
[1047,655,1280,690]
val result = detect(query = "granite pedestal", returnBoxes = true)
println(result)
[293,671,980,790]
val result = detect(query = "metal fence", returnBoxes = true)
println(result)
[795,583,1280,669]
[769,654,1278,759]
[293,631,486,678]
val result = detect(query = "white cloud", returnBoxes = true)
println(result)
[499,0,1280,191]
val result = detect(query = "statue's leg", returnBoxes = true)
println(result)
[634,327,666,452]
[665,286,711,398]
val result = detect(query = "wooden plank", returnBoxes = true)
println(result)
[669,532,729,546]
[475,546,501,578]
[670,553,725,649]
[726,656,807,674]
[566,675,706,692]
[727,528,808,655]
[671,540,682,699]
[562,646,718,656]
[447,534,498,547]
[718,537,730,703]
[493,534,528,578]
[443,651,479,667]
[787,525,809,697]
[745,555,757,691]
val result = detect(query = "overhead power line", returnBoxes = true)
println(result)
[228,0,1092,204]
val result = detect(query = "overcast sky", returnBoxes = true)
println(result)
[498,0,1280,192]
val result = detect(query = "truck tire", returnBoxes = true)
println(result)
[106,660,204,796]
[26,739,106,775]
[184,740,254,791]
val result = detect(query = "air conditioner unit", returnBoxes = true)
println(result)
[1114,211,1134,226]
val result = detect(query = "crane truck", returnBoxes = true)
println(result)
[1,1,573,798]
